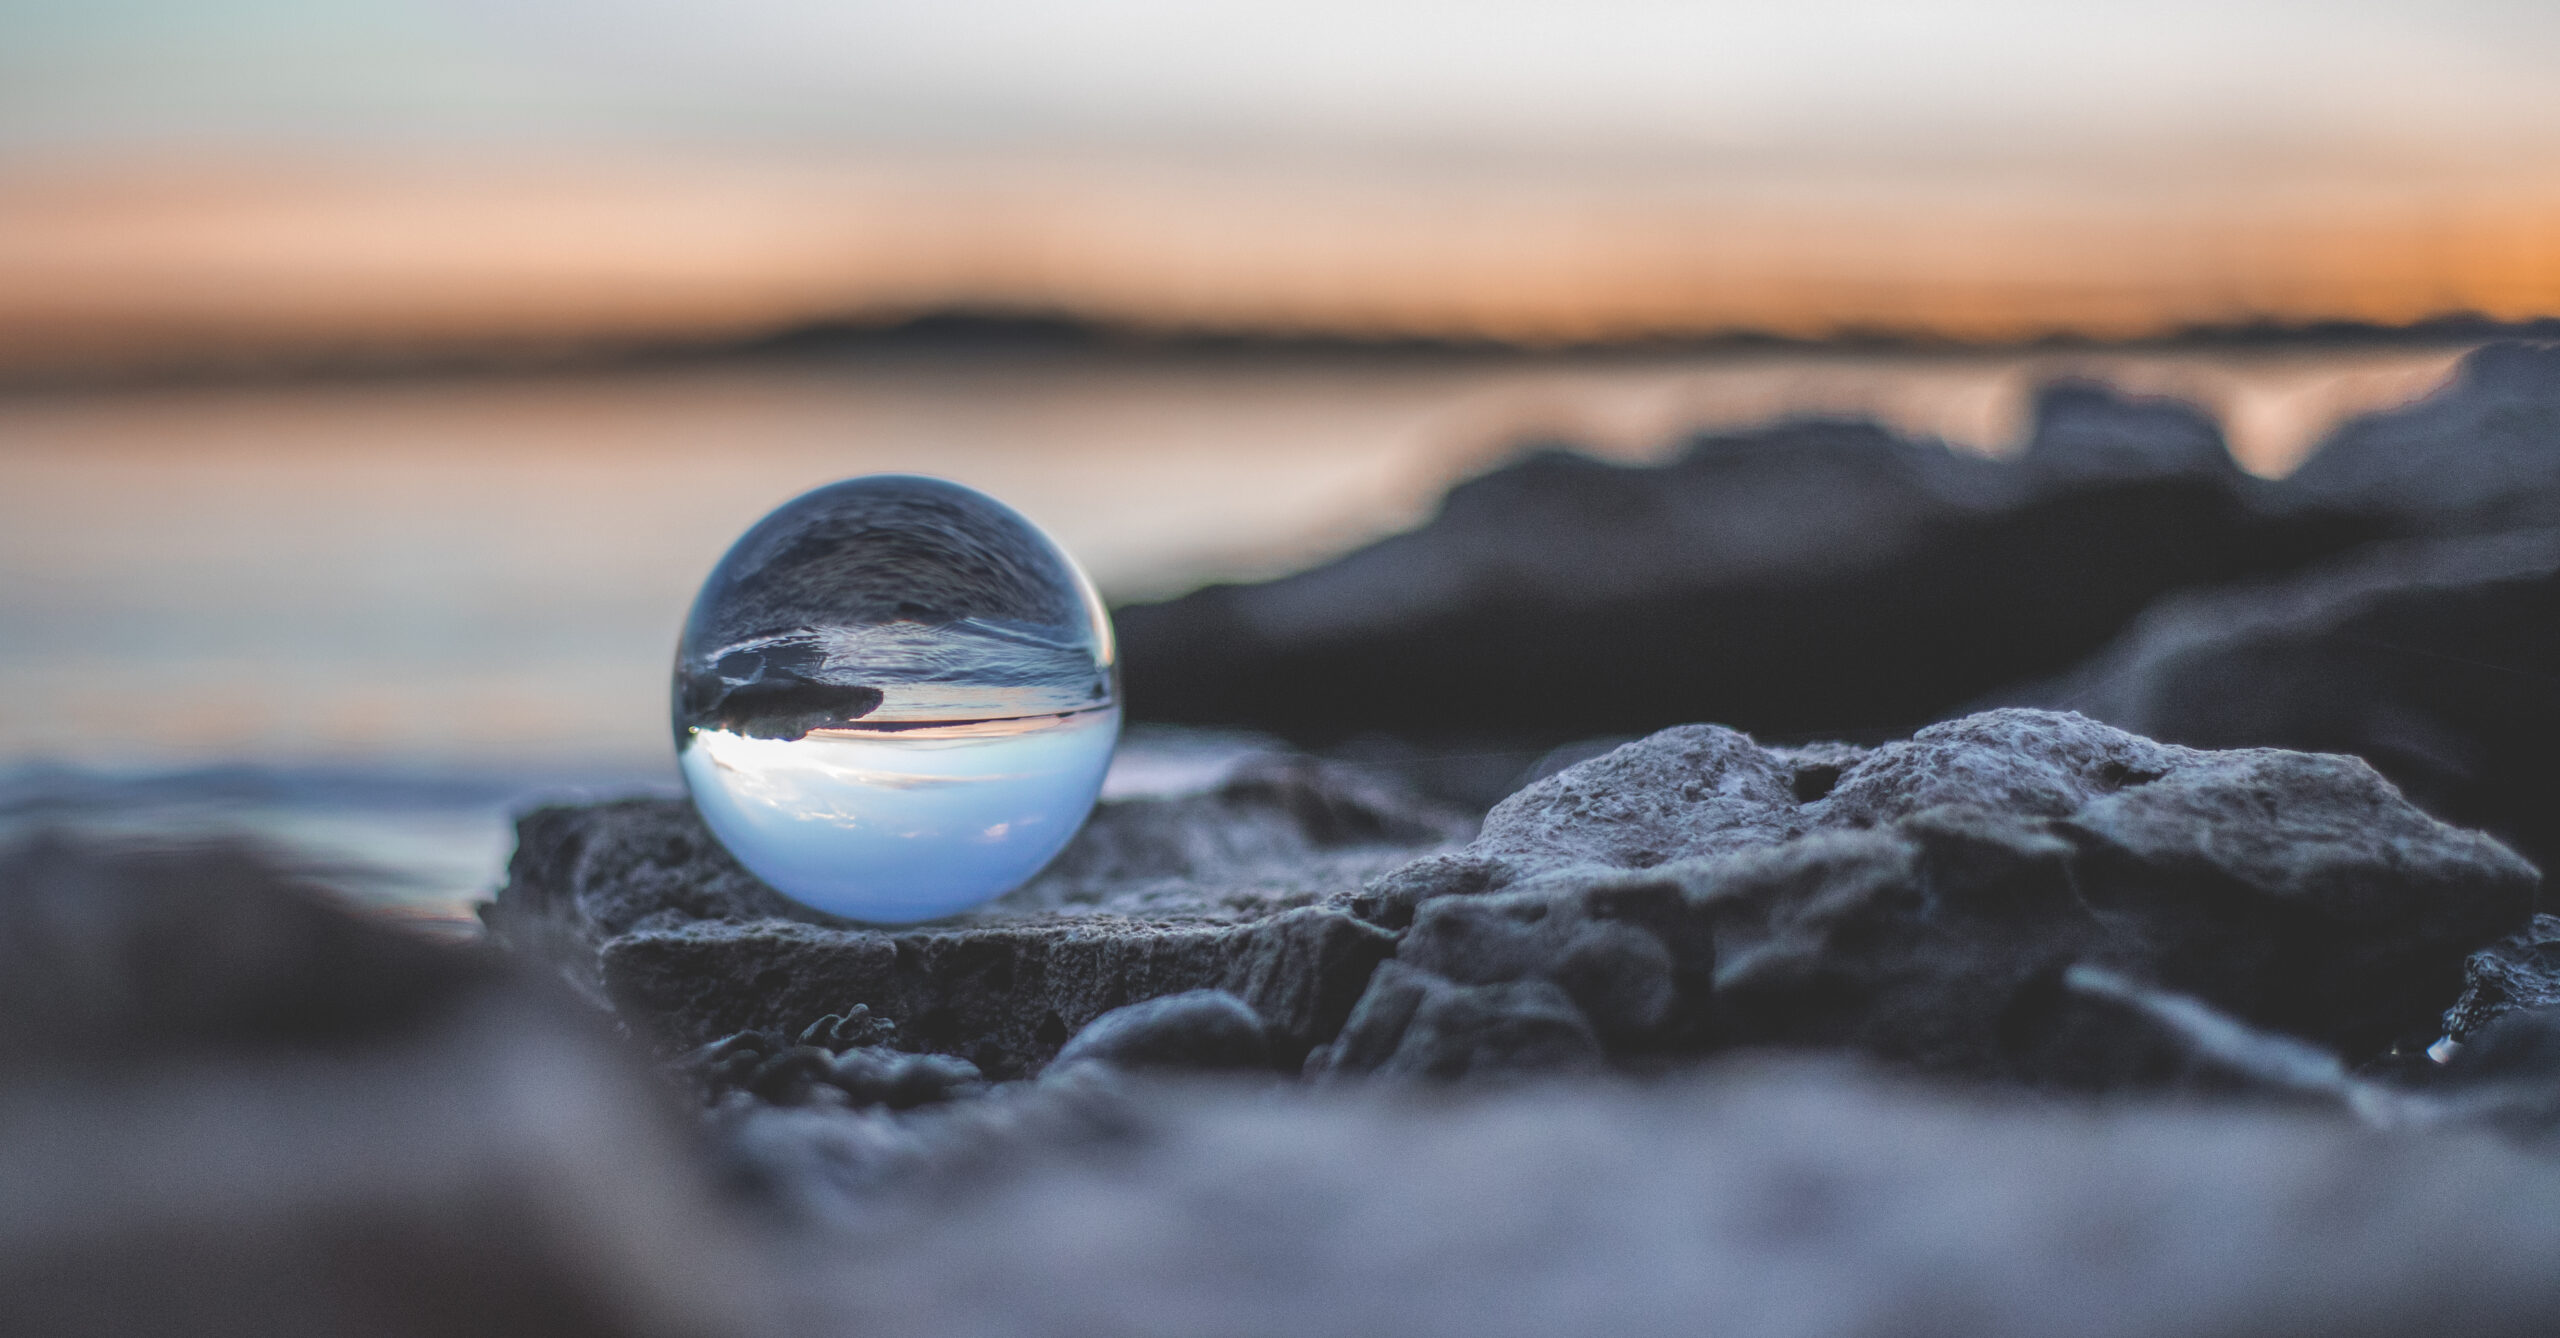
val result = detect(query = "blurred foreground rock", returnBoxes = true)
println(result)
[2281,341,2560,536]
[19,704,2560,1337]
[0,836,765,1338]
[779,1063,2560,1338]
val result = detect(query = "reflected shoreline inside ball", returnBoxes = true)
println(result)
[671,475,1119,923]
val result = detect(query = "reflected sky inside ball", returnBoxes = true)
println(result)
[680,708,1119,924]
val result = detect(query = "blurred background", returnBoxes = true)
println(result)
[5,0,2558,923]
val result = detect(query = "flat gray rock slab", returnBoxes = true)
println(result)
[487,754,1465,1075]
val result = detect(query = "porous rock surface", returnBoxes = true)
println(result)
[1318,708,2536,1084]
[486,754,1470,1076]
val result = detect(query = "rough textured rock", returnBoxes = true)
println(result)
[599,900,1393,1080]
[1327,710,2536,1084]
[498,710,2533,1090]
[2012,527,2560,872]
[0,835,766,1338]
[1050,989,1276,1072]
[786,1062,2560,1338]
[487,755,1465,1076]
[2444,915,2560,1042]
[1115,386,2373,748]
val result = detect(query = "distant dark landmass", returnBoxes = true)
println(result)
[8,304,2558,394]
[733,307,2560,359]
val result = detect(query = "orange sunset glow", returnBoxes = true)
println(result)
[4,150,2560,376]
[9,0,2560,375]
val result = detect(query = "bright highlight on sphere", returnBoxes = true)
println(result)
[673,475,1118,923]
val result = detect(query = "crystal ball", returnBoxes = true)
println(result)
[673,475,1118,923]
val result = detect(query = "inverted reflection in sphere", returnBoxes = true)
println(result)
[674,476,1118,923]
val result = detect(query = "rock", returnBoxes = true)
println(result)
[2282,341,2560,536]
[2387,1007,2560,1144]
[0,834,510,1066]
[485,752,1463,1076]
[2442,1007,2560,1087]
[676,1022,986,1110]
[1115,391,2373,751]
[498,710,2531,1090]
[2020,378,2248,486]
[2010,527,2560,872]
[1309,962,1601,1080]
[0,834,769,1338]
[2056,963,2411,1112]
[1051,990,1276,1073]
[823,1047,988,1108]
[791,1061,2560,1338]
[599,901,1392,1081]
[2444,915,2560,1042]
[1328,710,2534,1083]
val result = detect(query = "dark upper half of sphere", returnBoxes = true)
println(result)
[682,476,1097,654]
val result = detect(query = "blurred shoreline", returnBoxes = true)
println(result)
[7,144,2559,383]
[0,304,2547,395]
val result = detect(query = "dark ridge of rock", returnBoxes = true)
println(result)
[1050,989,1276,1073]
[486,756,1464,1076]
[2007,527,2560,873]
[2018,378,2246,486]
[2445,915,2560,1042]
[2282,340,2560,535]
[1115,389,2375,749]
[0,834,768,1338]
[1327,710,2535,1084]
[787,1063,2560,1338]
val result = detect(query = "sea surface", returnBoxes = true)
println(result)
[0,340,2477,920]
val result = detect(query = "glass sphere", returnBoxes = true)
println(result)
[673,476,1118,923]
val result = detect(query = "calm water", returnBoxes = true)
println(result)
[0,341,2474,920]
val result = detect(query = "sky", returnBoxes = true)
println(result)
[4,0,2560,360]
[10,0,2560,161]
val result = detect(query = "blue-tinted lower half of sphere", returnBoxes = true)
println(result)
[678,706,1118,923]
